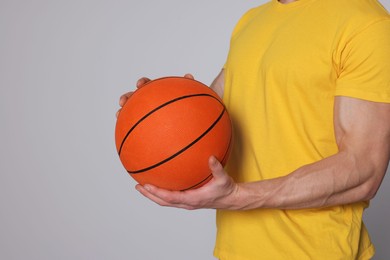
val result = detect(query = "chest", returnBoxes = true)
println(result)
[227,12,342,92]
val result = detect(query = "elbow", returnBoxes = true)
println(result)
[358,172,385,201]
[353,153,389,202]
[359,182,378,201]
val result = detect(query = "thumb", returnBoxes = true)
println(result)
[209,156,225,178]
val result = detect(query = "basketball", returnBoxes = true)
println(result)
[115,76,232,191]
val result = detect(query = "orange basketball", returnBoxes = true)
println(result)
[115,76,232,191]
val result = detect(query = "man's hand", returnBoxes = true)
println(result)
[135,156,241,210]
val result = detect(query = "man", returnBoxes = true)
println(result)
[118,0,390,258]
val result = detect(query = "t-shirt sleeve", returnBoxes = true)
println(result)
[335,19,390,103]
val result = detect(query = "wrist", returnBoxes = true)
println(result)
[227,182,264,210]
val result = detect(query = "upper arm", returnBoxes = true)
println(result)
[334,96,390,199]
[332,20,390,200]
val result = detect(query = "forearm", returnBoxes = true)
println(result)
[234,151,388,210]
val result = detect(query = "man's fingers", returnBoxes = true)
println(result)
[118,77,151,109]
[136,184,196,209]
[135,184,173,207]
[184,73,194,80]
[136,77,151,88]
[119,92,133,107]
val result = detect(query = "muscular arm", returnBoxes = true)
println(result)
[136,75,390,211]
[236,96,390,210]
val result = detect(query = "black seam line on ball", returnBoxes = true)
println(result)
[118,93,223,156]
[180,173,213,191]
[179,130,231,191]
[127,107,226,174]
[221,129,233,163]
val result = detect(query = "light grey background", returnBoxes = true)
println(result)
[0,1,389,259]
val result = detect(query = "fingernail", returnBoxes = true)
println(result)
[144,185,152,191]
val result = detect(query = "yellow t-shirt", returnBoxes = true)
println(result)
[215,0,390,259]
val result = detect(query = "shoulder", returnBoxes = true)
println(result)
[230,3,272,38]
[324,0,389,24]
[313,0,390,47]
